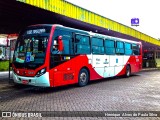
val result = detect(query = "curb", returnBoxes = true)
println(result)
[141,68,159,71]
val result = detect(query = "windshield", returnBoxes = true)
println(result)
[13,35,49,69]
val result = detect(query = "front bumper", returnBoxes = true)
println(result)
[13,71,50,87]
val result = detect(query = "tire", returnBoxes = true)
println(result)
[125,65,131,77]
[78,68,89,87]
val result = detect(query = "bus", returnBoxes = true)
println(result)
[12,24,142,87]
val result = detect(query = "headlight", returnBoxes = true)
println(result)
[36,68,46,77]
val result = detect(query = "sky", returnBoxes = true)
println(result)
[66,0,160,39]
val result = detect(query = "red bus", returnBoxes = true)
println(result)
[12,24,142,87]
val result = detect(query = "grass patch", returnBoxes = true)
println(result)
[0,60,10,71]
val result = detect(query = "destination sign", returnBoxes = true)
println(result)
[26,29,46,35]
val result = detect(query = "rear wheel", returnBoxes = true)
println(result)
[78,68,89,87]
[125,65,131,77]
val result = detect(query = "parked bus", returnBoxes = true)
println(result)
[12,24,142,87]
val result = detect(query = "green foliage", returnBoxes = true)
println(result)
[155,59,160,67]
[0,60,10,71]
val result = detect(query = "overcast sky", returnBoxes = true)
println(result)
[66,0,160,39]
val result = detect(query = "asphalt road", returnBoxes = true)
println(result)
[0,70,160,120]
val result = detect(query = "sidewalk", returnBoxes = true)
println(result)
[0,71,12,80]
[141,67,159,71]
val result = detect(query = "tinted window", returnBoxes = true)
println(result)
[76,44,90,54]
[92,37,103,46]
[105,40,115,48]
[125,43,131,49]
[76,34,89,45]
[132,44,140,55]
[51,30,72,55]
[92,46,104,54]
[75,34,90,54]
[104,40,115,55]
[125,43,132,55]
[105,48,115,55]
[116,41,124,55]
[91,37,104,54]
[117,41,124,48]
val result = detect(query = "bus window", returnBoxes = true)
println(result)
[125,43,132,55]
[132,44,140,55]
[61,36,70,54]
[75,34,90,54]
[92,37,103,46]
[116,41,124,55]
[91,37,104,54]
[75,34,90,45]
[52,30,72,55]
[14,36,48,65]
[104,40,115,55]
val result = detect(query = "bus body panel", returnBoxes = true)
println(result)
[87,55,130,77]
[49,55,103,87]
[13,72,50,87]
[48,54,142,87]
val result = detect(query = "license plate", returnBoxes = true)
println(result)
[22,80,29,84]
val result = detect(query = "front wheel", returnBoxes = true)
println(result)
[78,68,89,87]
[125,65,131,77]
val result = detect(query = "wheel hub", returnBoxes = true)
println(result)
[80,73,86,83]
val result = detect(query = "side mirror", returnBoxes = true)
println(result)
[58,36,63,51]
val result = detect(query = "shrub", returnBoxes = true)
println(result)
[0,60,10,71]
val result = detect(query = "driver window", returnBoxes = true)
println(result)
[52,39,60,54]
[51,29,71,55]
